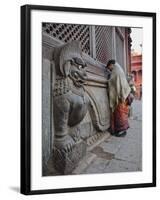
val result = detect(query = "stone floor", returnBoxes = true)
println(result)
[73,100,142,175]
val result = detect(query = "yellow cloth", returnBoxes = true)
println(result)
[108,63,131,112]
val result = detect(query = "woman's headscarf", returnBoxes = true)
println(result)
[108,63,131,112]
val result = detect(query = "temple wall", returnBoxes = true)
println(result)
[42,33,110,172]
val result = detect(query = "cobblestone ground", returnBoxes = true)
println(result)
[78,100,142,174]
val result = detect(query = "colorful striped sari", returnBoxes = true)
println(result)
[111,100,129,134]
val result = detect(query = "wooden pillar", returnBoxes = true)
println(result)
[89,26,96,59]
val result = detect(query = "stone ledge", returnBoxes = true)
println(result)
[87,132,111,151]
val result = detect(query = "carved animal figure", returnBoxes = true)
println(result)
[53,41,90,152]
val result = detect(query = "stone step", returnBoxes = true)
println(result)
[87,132,111,151]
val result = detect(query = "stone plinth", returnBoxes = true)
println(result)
[53,140,87,174]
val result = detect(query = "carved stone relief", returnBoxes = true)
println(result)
[51,40,110,174]
[53,41,90,174]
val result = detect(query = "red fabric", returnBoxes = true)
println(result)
[111,100,129,133]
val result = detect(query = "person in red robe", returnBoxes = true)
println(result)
[106,59,133,137]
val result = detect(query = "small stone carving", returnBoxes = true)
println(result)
[53,41,90,174]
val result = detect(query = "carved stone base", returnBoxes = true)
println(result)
[53,140,87,174]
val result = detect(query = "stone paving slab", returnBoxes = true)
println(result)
[103,158,141,173]
[72,152,96,174]
[114,139,142,165]
[99,138,122,154]
[83,157,110,174]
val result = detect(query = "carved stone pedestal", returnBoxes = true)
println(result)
[53,140,87,174]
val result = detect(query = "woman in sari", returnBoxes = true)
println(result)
[106,59,133,137]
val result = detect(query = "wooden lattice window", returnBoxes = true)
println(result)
[43,23,90,55]
[95,26,113,64]
[115,28,124,67]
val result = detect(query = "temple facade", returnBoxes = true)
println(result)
[131,52,142,99]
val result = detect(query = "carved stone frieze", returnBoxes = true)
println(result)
[51,40,110,174]
[53,41,90,173]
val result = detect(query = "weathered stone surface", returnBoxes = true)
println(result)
[103,159,140,173]
[72,152,96,174]
[52,41,110,174]
[53,140,87,174]
[42,37,111,175]
[87,132,110,151]
[83,157,110,174]
[42,58,52,174]
[115,121,142,165]
[53,41,90,153]
[99,137,122,154]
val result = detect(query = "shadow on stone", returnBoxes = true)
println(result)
[91,146,114,160]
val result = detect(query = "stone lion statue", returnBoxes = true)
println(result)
[53,41,90,153]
